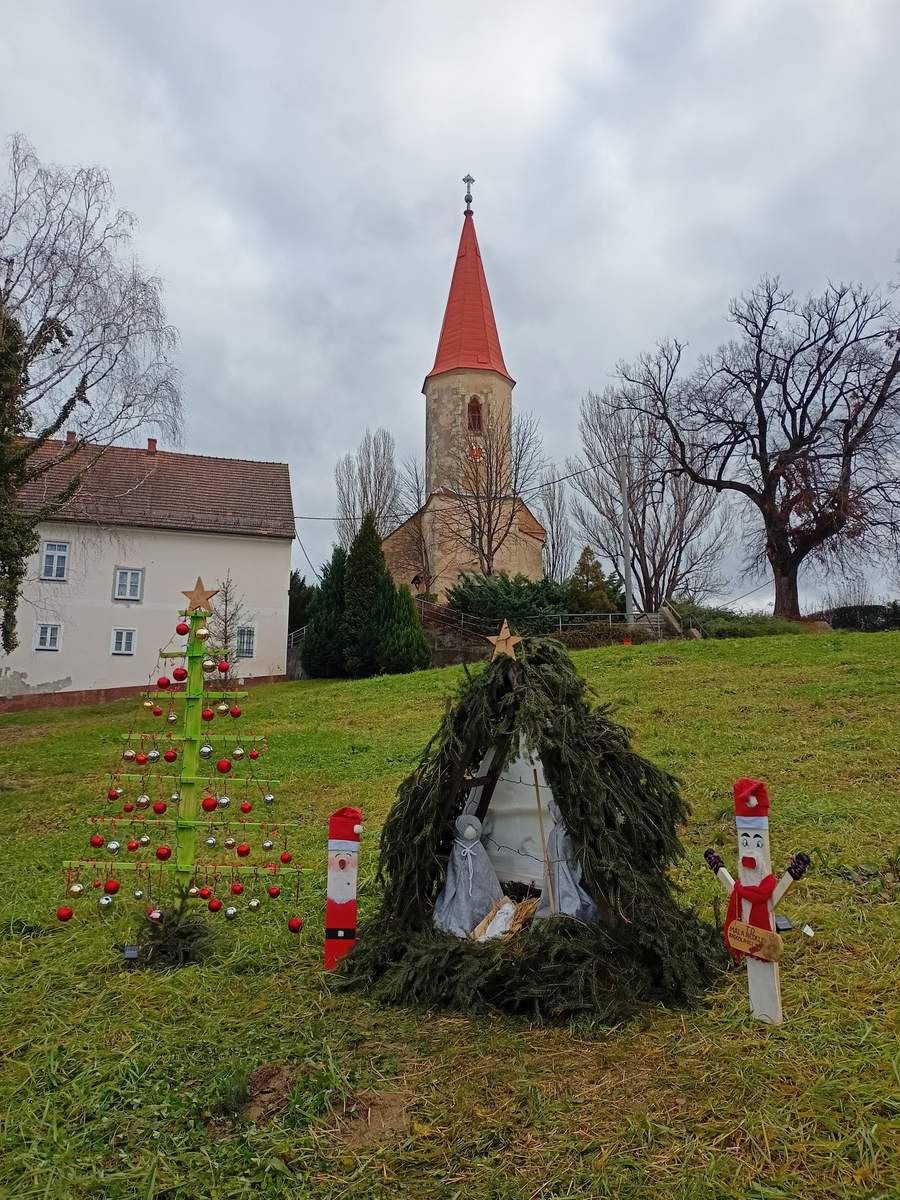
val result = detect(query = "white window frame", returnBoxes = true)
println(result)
[40,541,69,581]
[34,622,62,651]
[235,625,256,659]
[111,628,137,656]
[113,567,145,602]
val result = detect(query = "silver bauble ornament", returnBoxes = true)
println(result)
[217,795,230,810]
[136,794,151,809]
[170,792,180,803]
[263,793,275,806]
[199,744,213,759]
[139,834,151,847]
[68,882,85,897]
[133,888,144,900]
[262,839,274,852]
[188,886,200,897]
[224,906,238,921]
[106,840,120,855]
[216,701,229,715]
[202,658,216,671]
[247,898,261,911]
[167,711,178,725]
[123,749,136,762]
[205,835,217,848]
[224,836,236,850]
[195,626,210,641]
[148,908,163,923]
[98,894,114,910]
[231,747,245,761]
[147,748,161,764]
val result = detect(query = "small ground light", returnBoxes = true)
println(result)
[122,944,140,968]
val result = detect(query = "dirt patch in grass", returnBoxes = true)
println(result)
[245,1063,304,1124]
[338,1091,412,1149]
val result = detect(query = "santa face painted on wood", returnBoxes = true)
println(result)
[737,820,772,897]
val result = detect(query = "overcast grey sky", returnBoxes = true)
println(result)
[2,1,898,605]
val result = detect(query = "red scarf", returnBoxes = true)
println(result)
[724,874,777,959]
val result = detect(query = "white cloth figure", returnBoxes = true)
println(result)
[534,799,598,923]
[433,814,504,938]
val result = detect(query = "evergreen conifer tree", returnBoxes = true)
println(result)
[379,583,431,674]
[301,545,348,678]
[566,546,615,613]
[343,510,390,678]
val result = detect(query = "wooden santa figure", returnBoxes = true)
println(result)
[704,778,810,1025]
[324,806,363,970]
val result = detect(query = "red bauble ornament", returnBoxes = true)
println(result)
[248,749,259,760]
[155,845,172,861]
[123,803,134,813]
[92,880,102,889]
[229,706,241,718]
[287,917,303,934]
[217,661,229,674]
[163,748,178,763]
[127,839,140,852]
[216,758,232,774]
[239,801,252,814]
[107,787,119,801]
[172,667,188,683]
[90,834,104,849]
[157,676,171,690]
[208,898,222,913]
[153,801,167,815]
[56,905,74,922]
[202,708,215,722]
[135,753,148,766]
[236,843,251,858]
[267,885,281,898]
[280,851,292,864]
[104,879,120,894]
[152,706,163,717]
[231,882,244,895]
[198,887,212,899]
[175,621,190,636]
[201,796,218,812]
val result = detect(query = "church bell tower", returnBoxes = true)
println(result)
[423,176,514,498]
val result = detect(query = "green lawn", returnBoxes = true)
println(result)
[1,634,898,1200]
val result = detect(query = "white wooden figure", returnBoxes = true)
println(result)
[704,778,810,1025]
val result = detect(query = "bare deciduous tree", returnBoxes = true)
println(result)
[1,135,181,650]
[614,278,900,618]
[538,467,574,582]
[334,426,399,549]
[209,571,256,685]
[439,409,544,575]
[569,389,730,610]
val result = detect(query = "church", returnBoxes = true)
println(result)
[382,181,546,599]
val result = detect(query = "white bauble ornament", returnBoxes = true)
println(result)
[106,840,120,855]
[167,712,178,725]
[133,888,144,900]
[147,749,161,764]
[224,837,236,850]
[123,749,136,762]
[136,794,151,809]
[247,898,261,911]
[68,882,85,897]
[195,626,210,641]
[224,906,238,920]
[216,701,229,715]
[202,658,216,671]
[262,839,274,852]
[232,747,245,761]
[139,835,151,847]
[217,795,230,810]
[263,793,275,806]
[98,894,114,910]
[199,744,213,759]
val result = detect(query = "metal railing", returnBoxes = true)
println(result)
[415,599,669,641]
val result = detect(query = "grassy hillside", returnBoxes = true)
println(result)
[1,633,898,1200]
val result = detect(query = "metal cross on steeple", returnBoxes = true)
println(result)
[463,174,474,213]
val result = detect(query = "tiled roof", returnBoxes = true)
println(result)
[425,211,514,387]
[18,439,295,539]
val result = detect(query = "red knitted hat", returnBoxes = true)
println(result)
[733,778,769,818]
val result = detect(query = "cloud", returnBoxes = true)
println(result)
[2,0,897,605]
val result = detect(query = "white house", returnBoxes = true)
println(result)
[1,435,295,701]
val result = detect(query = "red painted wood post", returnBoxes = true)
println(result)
[324,806,363,969]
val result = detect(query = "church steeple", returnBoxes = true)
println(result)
[424,179,514,388]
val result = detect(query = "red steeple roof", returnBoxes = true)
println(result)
[425,211,514,387]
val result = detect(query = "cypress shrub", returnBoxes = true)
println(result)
[344,510,390,678]
[301,546,348,678]
[379,584,432,674]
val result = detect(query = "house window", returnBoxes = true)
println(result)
[235,626,255,659]
[467,397,483,432]
[41,542,69,580]
[114,568,144,601]
[111,628,136,655]
[35,623,62,651]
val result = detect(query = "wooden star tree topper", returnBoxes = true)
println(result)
[181,576,219,613]
[487,619,522,660]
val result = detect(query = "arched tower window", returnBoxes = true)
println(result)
[467,396,483,432]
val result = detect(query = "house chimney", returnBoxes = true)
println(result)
[65,430,76,446]
[147,437,157,454]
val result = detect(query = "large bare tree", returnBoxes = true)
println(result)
[537,466,575,582]
[569,390,730,609]
[614,278,900,617]
[0,135,181,651]
[439,409,544,576]
[334,426,399,549]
